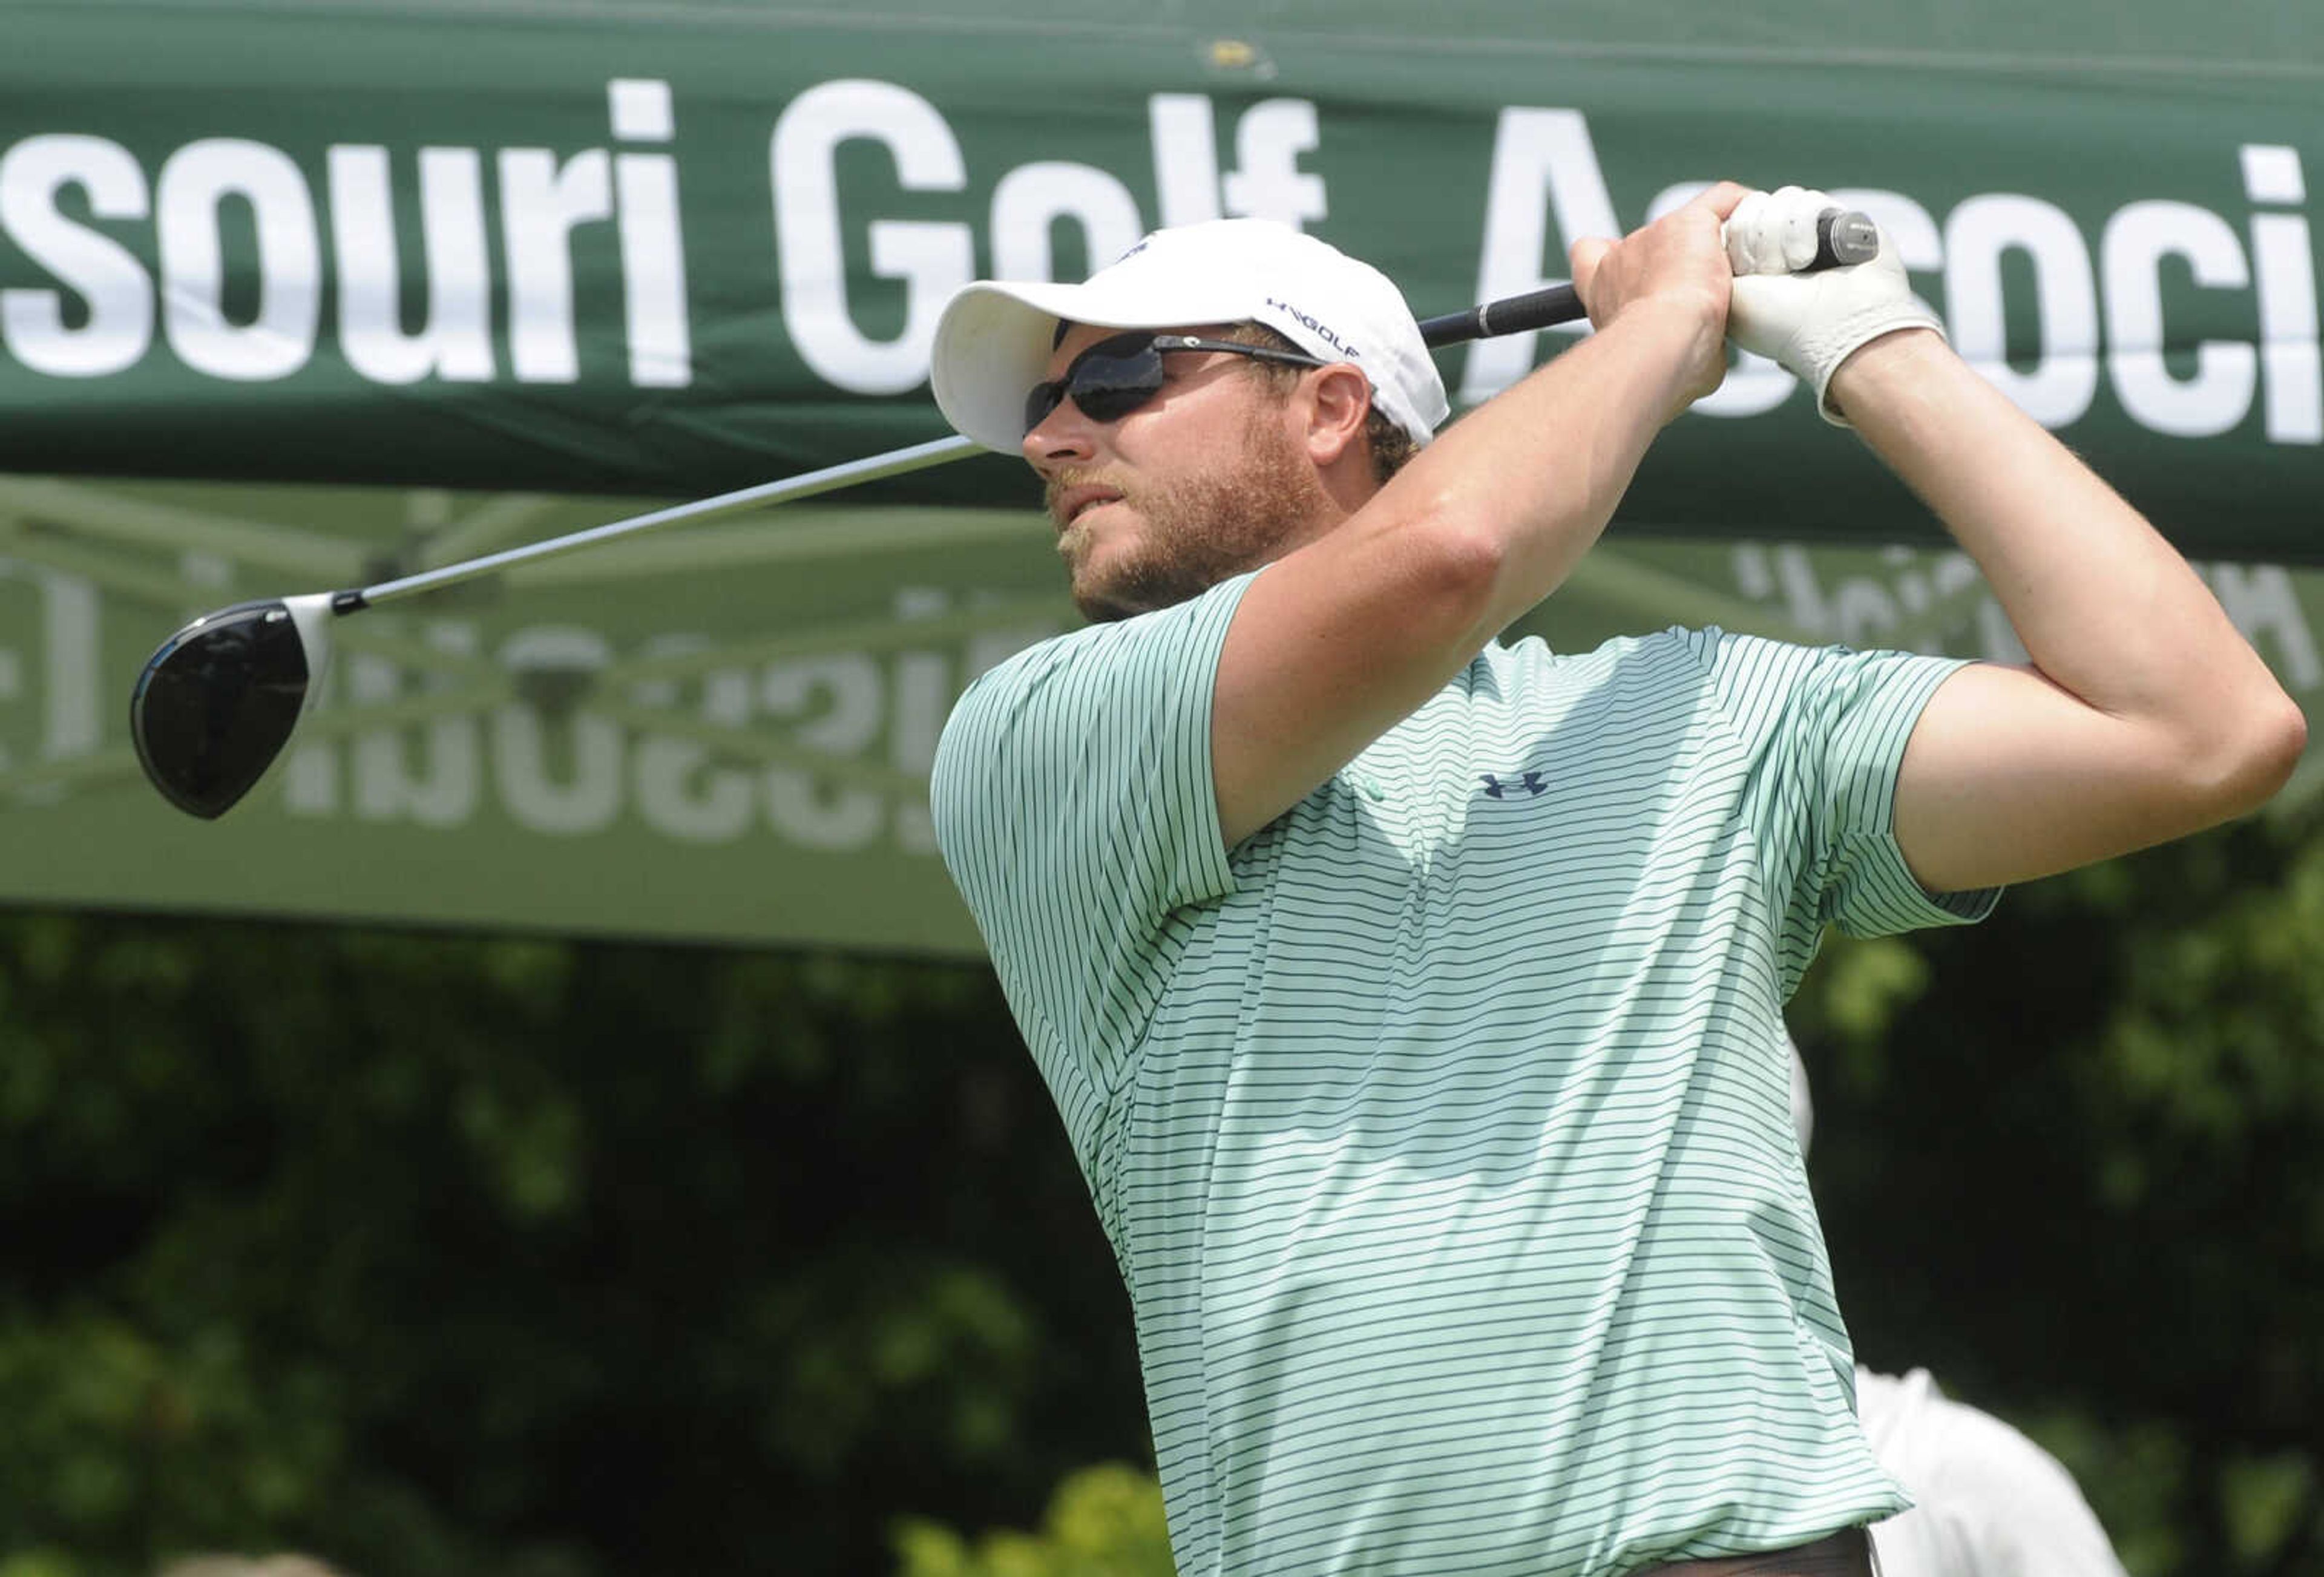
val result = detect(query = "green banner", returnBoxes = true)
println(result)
[4,475,2320,951]
[4,0,2322,559]
[7,3,2320,945]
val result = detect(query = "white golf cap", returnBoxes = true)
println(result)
[929,218,1449,454]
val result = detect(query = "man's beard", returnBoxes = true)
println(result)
[1046,412,1330,623]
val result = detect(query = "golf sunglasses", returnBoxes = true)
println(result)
[1023,332,1330,435]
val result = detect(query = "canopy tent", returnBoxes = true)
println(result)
[4,0,2320,948]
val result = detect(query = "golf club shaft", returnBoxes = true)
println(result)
[340,284,1584,612]
[341,433,986,612]
[343,208,1876,613]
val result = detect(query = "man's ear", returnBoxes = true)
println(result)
[1301,363,1374,467]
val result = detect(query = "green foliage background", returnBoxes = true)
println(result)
[2,803,2320,1575]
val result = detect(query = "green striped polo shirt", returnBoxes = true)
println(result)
[931,568,1997,1577]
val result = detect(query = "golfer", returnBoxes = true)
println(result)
[925,183,2303,1577]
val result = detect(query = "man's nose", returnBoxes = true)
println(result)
[1022,397,1100,467]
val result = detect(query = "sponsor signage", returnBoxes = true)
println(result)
[2,2,2319,944]
[2,3,2320,559]
[4,476,2318,952]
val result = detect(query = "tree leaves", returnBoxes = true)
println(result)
[2,802,2320,1574]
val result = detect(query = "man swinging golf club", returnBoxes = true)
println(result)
[925,182,2305,1576]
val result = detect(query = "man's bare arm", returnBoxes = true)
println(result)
[1210,184,1747,847]
[1835,330,2308,893]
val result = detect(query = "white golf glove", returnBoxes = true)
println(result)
[1724,185,1944,426]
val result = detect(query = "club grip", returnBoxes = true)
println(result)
[1418,285,1581,349]
[1419,206,1879,349]
[1813,208,1880,269]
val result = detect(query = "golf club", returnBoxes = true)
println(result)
[130,208,1878,819]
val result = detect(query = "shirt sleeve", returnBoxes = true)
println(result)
[931,572,1253,1106]
[1696,630,2001,985]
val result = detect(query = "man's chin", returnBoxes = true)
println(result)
[1070,556,1227,623]
[1069,571,1149,624]
[1062,532,1147,622]
[1066,551,1152,623]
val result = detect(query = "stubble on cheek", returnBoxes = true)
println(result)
[1052,422,1325,624]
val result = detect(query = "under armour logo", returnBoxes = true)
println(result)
[1478,772,1548,799]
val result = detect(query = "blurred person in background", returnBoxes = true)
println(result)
[1788,1043,2135,1577]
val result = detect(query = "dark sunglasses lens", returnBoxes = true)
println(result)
[1071,370,1160,422]
[1023,338,1164,433]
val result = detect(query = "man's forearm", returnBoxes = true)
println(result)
[1205,187,1746,848]
[1833,328,2303,786]
[1392,299,1718,641]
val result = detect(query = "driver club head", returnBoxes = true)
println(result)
[130,594,336,819]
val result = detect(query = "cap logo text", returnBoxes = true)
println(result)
[1264,297,1359,359]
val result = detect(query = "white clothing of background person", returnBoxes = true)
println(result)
[1856,1366,2132,1577]
[1789,1044,2133,1577]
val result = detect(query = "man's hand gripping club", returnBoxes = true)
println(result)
[1566,182,1750,425]
[1723,184,1945,424]
[1571,181,1941,425]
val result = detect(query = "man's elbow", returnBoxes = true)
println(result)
[2182,687,2308,821]
[2240,689,2310,805]
[1398,497,1512,637]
